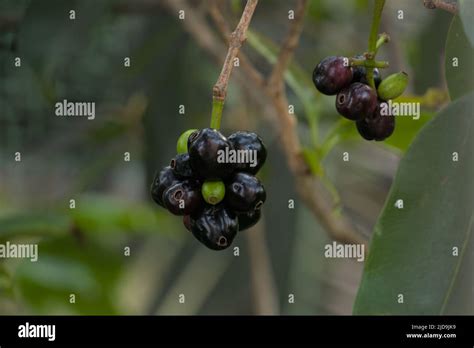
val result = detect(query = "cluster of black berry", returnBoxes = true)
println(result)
[313,55,407,141]
[151,128,267,250]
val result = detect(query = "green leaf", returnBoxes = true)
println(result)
[459,0,474,46]
[445,16,474,100]
[353,93,474,314]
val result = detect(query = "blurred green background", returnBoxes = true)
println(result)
[0,0,470,315]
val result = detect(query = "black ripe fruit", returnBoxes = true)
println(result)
[151,166,178,207]
[313,56,353,95]
[336,82,377,121]
[238,209,261,232]
[170,153,194,178]
[225,172,266,213]
[351,55,382,87]
[356,101,395,141]
[352,66,382,87]
[163,180,203,215]
[188,128,234,179]
[190,205,238,250]
[227,131,267,174]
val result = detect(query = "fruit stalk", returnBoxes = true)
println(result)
[350,59,389,68]
[211,0,259,129]
[366,0,386,89]
[210,98,224,129]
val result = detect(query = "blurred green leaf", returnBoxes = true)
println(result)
[445,16,474,100]
[459,0,474,46]
[70,195,177,236]
[354,92,474,314]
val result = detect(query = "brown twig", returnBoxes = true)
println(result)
[212,0,258,101]
[268,0,308,86]
[423,0,458,14]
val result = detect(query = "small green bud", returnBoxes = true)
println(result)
[202,180,225,205]
[176,129,198,154]
[377,71,408,100]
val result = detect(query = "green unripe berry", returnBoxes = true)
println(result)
[177,129,198,154]
[202,180,225,205]
[377,71,408,100]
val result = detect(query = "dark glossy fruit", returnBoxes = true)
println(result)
[227,131,267,175]
[336,82,377,121]
[163,180,203,215]
[225,172,266,212]
[188,128,234,179]
[190,205,238,250]
[356,101,395,141]
[238,209,261,232]
[313,56,353,95]
[151,166,178,207]
[170,153,194,178]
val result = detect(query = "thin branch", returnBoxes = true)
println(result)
[212,0,259,101]
[423,0,458,14]
[162,0,366,247]
[268,0,308,86]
